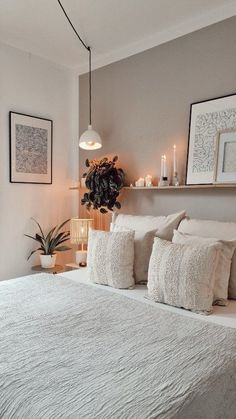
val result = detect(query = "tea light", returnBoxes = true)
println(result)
[145,174,153,187]
[135,177,145,187]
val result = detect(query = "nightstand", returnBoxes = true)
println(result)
[65,263,81,271]
[32,265,64,274]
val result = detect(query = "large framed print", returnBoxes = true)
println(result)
[215,129,236,184]
[186,93,236,185]
[9,112,53,184]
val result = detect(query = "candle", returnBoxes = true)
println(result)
[81,177,86,188]
[173,144,177,173]
[135,177,145,187]
[161,155,164,179]
[163,155,167,178]
[145,174,153,187]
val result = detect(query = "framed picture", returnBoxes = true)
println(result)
[9,111,53,184]
[215,129,236,184]
[186,93,236,185]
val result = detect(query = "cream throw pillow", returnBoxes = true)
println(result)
[111,224,157,284]
[172,230,236,306]
[178,218,236,299]
[147,238,219,314]
[111,210,186,283]
[87,229,135,289]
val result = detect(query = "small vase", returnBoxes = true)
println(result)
[40,254,57,269]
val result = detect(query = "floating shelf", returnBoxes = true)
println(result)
[70,184,236,191]
[124,184,236,190]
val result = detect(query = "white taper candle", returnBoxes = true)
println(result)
[163,155,167,178]
[173,144,177,173]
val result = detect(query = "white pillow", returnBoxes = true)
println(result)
[178,218,236,299]
[111,224,156,284]
[112,213,166,231]
[172,230,236,306]
[147,238,219,315]
[87,229,135,289]
[111,211,186,283]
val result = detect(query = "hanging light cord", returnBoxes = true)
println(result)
[57,0,92,125]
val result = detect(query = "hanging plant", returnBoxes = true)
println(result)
[81,156,125,214]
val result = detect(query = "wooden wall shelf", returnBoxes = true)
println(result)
[70,184,236,191]
[124,184,236,190]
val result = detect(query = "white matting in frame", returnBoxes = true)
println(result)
[186,93,236,185]
[10,112,52,184]
[215,130,236,184]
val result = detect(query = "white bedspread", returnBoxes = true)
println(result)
[62,268,236,329]
[0,273,236,419]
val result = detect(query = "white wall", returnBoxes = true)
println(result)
[0,42,79,280]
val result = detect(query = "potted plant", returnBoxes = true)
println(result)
[81,156,125,214]
[25,218,71,268]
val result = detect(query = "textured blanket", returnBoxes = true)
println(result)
[0,274,236,419]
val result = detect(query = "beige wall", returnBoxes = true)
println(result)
[79,16,236,223]
[0,42,78,280]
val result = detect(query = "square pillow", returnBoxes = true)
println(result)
[178,218,236,299]
[111,210,186,283]
[172,230,236,306]
[111,224,157,284]
[147,238,219,314]
[87,229,135,289]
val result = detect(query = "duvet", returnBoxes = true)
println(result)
[0,273,236,419]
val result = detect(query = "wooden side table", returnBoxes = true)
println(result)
[65,263,80,271]
[31,265,64,274]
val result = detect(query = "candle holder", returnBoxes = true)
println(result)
[158,176,169,187]
[172,171,180,186]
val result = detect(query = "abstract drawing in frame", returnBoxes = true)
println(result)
[215,129,236,184]
[9,112,53,184]
[186,93,236,185]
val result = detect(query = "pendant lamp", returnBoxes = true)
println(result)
[58,0,102,150]
[79,48,102,150]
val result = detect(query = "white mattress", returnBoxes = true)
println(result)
[60,268,236,329]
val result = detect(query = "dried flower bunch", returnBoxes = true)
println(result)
[81,156,125,214]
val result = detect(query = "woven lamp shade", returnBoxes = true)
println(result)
[70,218,94,245]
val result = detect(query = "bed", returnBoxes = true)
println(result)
[0,269,236,419]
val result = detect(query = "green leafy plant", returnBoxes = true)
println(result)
[81,156,125,214]
[25,218,71,260]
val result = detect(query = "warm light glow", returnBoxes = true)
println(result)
[173,144,176,149]
[79,141,102,150]
[79,125,102,150]
[70,218,94,245]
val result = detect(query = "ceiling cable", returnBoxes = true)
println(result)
[57,0,90,51]
[57,0,92,124]
[57,0,102,149]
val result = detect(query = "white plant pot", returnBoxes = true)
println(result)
[40,254,57,269]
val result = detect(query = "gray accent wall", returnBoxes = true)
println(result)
[79,16,236,222]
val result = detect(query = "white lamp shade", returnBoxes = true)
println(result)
[70,218,93,245]
[79,124,102,150]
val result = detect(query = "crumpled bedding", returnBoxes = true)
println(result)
[0,273,236,419]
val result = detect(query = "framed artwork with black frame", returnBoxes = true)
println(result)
[9,111,53,184]
[186,93,236,185]
[215,129,236,184]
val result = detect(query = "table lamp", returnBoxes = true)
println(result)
[70,218,93,266]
